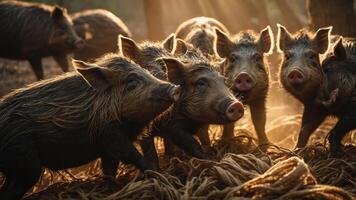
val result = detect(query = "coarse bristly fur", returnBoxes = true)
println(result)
[276,25,356,153]
[142,54,241,167]
[318,38,356,111]
[0,1,84,80]
[0,54,149,150]
[277,25,332,103]
[216,28,273,103]
[212,26,273,146]
[0,1,76,58]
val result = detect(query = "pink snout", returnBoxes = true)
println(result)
[74,38,86,49]
[225,101,244,121]
[288,69,305,85]
[234,72,255,92]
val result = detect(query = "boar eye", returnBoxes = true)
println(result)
[285,52,292,61]
[229,55,239,63]
[126,74,139,91]
[57,25,68,34]
[307,52,317,60]
[195,78,208,89]
[254,54,262,63]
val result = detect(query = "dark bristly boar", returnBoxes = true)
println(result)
[0,54,180,200]
[72,9,132,62]
[141,56,244,169]
[277,24,333,150]
[170,38,219,147]
[0,1,85,80]
[160,39,214,151]
[118,34,175,80]
[315,37,356,154]
[316,38,356,110]
[214,26,273,146]
[175,16,229,56]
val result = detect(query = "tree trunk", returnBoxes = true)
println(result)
[307,0,356,37]
[144,0,164,40]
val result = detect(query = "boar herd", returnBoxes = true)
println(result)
[0,1,355,200]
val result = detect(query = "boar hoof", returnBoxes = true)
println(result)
[329,147,344,158]
[195,152,209,160]
[293,147,304,155]
[146,162,160,171]
[258,143,271,151]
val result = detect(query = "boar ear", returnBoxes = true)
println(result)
[333,37,346,59]
[52,6,65,21]
[173,39,188,56]
[258,25,274,54]
[118,35,141,63]
[277,24,293,52]
[214,28,233,58]
[312,26,332,54]
[330,35,341,45]
[162,33,175,53]
[217,58,226,75]
[73,60,114,91]
[161,58,185,85]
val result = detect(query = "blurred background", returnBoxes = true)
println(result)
[24,0,356,41]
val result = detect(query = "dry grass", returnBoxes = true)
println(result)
[18,133,355,200]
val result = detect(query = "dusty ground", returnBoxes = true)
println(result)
[0,57,355,199]
[20,135,356,200]
[0,57,71,97]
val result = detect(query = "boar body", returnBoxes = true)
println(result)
[316,38,356,153]
[0,54,177,200]
[214,27,273,145]
[72,9,131,61]
[278,25,356,154]
[278,25,331,149]
[0,1,84,80]
[142,56,244,169]
[176,17,229,56]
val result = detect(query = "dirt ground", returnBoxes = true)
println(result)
[0,57,70,97]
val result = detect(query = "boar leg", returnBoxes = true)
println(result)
[28,57,44,80]
[170,130,207,159]
[222,123,235,139]
[328,116,355,156]
[54,55,69,72]
[0,139,41,200]
[101,131,150,172]
[141,136,159,170]
[196,125,211,146]
[163,137,177,156]
[295,105,327,148]
[250,99,269,145]
[101,156,119,177]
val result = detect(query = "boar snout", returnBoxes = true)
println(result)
[287,69,305,86]
[74,38,86,49]
[234,72,255,92]
[225,100,244,121]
